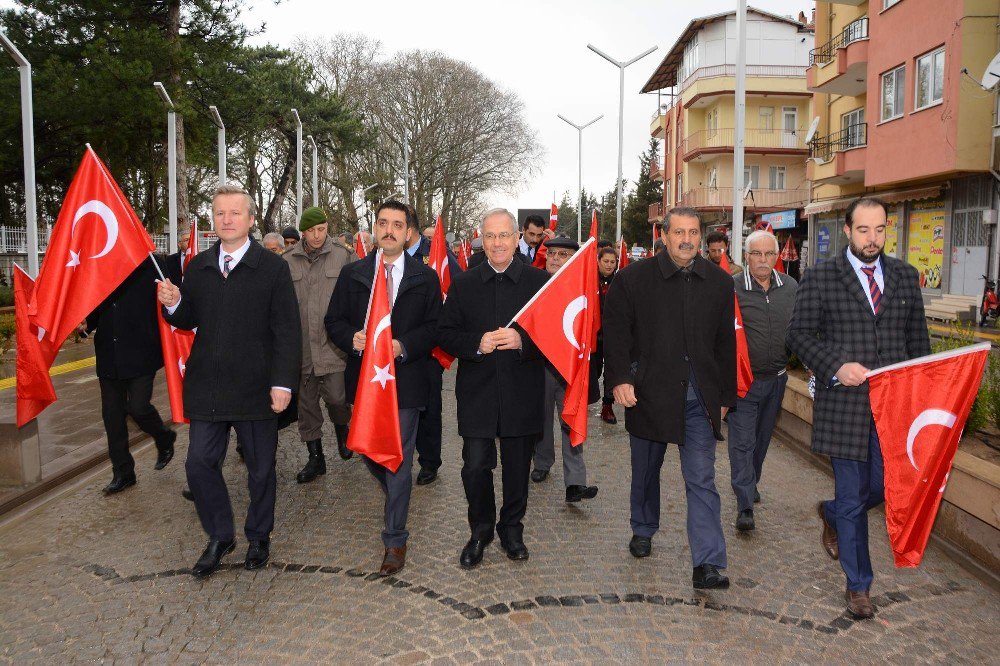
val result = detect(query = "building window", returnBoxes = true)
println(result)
[743,165,759,190]
[759,106,774,132]
[677,174,683,201]
[680,34,700,82]
[665,180,672,205]
[916,47,945,110]
[842,107,865,148]
[881,65,905,122]
[883,0,901,9]
[768,166,786,191]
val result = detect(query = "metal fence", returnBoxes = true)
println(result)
[810,123,868,162]
[809,17,868,66]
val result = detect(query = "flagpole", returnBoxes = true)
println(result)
[865,342,991,378]
[506,237,597,327]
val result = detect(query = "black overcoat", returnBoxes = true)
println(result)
[324,252,442,409]
[86,258,164,380]
[786,250,930,461]
[163,240,302,421]
[437,257,548,438]
[603,252,736,443]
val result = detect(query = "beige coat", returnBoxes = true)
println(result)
[284,237,356,375]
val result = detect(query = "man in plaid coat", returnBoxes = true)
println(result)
[787,197,930,620]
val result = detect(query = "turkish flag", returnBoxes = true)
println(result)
[14,265,57,427]
[182,222,198,272]
[734,295,754,399]
[618,238,630,270]
[346,250,403,471]
[456,242,469,271]
[29,147,155,349]
[531,204,560,269]
[428,215,455,370]
[781,235,799,262]
[867,343,989,567]
[717,251,732,273]
[156,304,196,424]
[589,210,598,239]
[773,254,785,274]
[355,231,367,258]
[514,238,599,445]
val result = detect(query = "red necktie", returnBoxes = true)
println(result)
[861,266,881,314]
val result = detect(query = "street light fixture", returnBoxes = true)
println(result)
[154,81,178,253]
[1,30,39,276]
[306,135,318,207]
[557,113,603,243]
[208,105,226,186]
[291,108,303,220]
[587,42,658,242]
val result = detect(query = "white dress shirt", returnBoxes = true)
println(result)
[384,252,406,308]
[518,237,534,261]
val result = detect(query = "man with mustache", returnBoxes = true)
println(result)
[604,207,735,590]
[787,197,929,620]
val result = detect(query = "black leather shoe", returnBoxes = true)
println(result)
[499,540,529,561]
[245,540,270,570]
[693,564,730,589]
[566,485,599,502]
[154,430,177,470]
[629,535,652,558]
[415,467,438,486]
[530,469,549,483]
[459,537,492,569]
[335,424,352,460]
[191,539,235,578]
[181,489,195,502]
[296,440,326,483]
[102,473,136,495]
[736,509,755,532]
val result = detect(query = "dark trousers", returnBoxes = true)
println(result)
[186,418,279,542]
[363,409,420,548]
[99,374,171,477]
[630,399,727,568]
[824,422,885,592]
[727,373,788,511]
[415,363,444,471]
[462,435,535,543]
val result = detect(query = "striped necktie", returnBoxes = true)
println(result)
[861,266,881,314]
[223,254,233,278]
[385,263,394,305]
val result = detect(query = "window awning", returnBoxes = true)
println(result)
[803,185,943,216]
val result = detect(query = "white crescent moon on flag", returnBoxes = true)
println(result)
[905,408,957,470]
[372,314,392,347]
[562,295,587,351]
[72,200,119,259]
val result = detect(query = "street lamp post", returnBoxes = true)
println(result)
[587,42,658,242]
[291,108,303,220]
[1,30,39,276]
[307,135,318,207]
[209,105,226,186]
[154,82,177,253]
[557,113,603,243]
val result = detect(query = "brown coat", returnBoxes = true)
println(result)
[284,237,356,375]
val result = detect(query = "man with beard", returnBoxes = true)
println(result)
[787,197,929,620]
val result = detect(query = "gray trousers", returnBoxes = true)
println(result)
[363,408,419,548]
[532,368,587,486]
[727,373,788,511]
[298,371,352,442]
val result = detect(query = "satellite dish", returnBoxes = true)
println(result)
[804,116,821,144]
[981,50,1000,90]
[742,181,752,200]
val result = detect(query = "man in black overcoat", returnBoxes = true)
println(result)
[438,208,548,569]
[325,199,442,576]
[604,206,736,590]
[786,197,930,619]
[157,184,301,578]
[85,257,176,495]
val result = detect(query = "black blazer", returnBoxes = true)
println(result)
[163,240,302,421]
[325,252,442,409]
[438,257,548,438]
[604,252,736,444]
[163,251,185,285]
[86,258,164,380]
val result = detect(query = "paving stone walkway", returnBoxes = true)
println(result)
[1,375,997,663]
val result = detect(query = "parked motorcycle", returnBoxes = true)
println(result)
[980,275,999,327]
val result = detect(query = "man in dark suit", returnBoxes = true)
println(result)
[438,208,548,569]
[325,199,442,575]
[604,207,736,590]
[787,197,930,620]
[85,257,176,495]
[517,214,552,263]
[157,184,301,578]
[164,226,190,285]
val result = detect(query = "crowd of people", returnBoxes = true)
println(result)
[86,184,919,621]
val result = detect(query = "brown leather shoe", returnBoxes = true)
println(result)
[379,546,406,576]
[817,501,839,560]
[845,590,875,619]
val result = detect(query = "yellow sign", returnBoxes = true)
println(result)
[906,200,945,289]
[885,211,898,257]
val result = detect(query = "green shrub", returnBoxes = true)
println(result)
[932,322,991,433]
[0,314,15,356]
[0,286,13,308]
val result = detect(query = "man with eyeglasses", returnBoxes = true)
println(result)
[530,236,599,503]
[727,230,797,534]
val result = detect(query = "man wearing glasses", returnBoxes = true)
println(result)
[727,230,797,533]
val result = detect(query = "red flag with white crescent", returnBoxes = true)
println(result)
[428,215,455,369]
[346,250,403,471]
[156,305,196,424]
[734,295,754,398]
[14,265,57,426]
[867,343,989,567]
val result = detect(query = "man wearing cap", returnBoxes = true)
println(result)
[281,226,301,249]
[284,207,356,480]
[530,236,599,503]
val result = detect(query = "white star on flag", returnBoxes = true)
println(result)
[371,363,395,389]
[66,250,81,268]
[178,358,186,376]
[735,317,742,331]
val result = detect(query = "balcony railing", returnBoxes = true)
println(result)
[680,187,809,209]
[679,64,808,90]
[682,127,808,156]
[648,202,664,222]
[809,17,868,66]
[810,123,867,162]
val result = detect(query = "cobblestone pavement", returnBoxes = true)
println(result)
[1,375,998,664]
